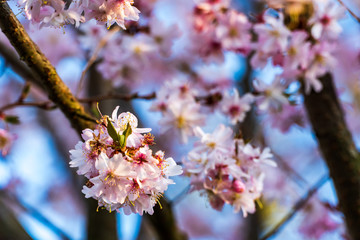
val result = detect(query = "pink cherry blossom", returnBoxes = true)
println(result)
[253,13,291,54]
[69,107,182,214]
[309,0,345,40]
[215,10,252,53]
[220,89,254,124]
[159,100,206,143]
[253,76,288,112]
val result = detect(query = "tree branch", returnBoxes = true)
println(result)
[0,191,72,240]
[0,100,56,112]
[0,2,94,133]
[0,91,228,113]
[79,92,157,103]
[144,198,187,240]
[76,27,120,96]
[337,0,360,24]
[303,73,360,240]
[0,192,32,240]
[260,174,329,240]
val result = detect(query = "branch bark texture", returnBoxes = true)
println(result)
[0,2,94,133]
[145,198,187,240]
[303,73,360,240]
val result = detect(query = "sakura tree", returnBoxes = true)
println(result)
[0,0,359,239]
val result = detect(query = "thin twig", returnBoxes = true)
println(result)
[0,91,230,113]
[79,92,157,103]
[260,174,330,240]
[337,0,360,23]
[0,101,56,112]
[76,27,120,97]
[0,1,95,133]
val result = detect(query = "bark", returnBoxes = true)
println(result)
[0,2,95,133]
[0,195,32,240]
[303,73,360,240]
[144,198,187,240]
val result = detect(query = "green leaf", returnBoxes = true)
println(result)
[4,115,20,125]
[107,117,120,143]
[119,123,132,148]
[123,122,132,140]
[119,135,126,148]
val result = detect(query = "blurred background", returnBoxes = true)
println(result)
[1,0,360,239]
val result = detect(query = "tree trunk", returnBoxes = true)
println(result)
[303,73,360,240]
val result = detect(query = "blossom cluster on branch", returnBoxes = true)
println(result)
[184,124,276,217]
[17,0,140,28]
[69,106,182,215]
[191,0,345,94]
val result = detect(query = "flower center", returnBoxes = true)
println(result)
[320,15,331,25]
[229,105,240,116]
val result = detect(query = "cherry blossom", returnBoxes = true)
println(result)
[70,107,182,214]
[309,0,345,40]
[80,0,140,29]
[220,89,254,124]
[215,10,252,52]
[184,125,276,217]
[253,77,288,112]
[253,13,291,54]
[158,100,205,143]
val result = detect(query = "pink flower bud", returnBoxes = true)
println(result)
[232,180,245,193]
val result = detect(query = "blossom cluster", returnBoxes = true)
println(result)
[76,0,346,138]
[183,124,277,217]
[251,1,343,94]
[95,18,180,87]
[190,0,344,93]
[150,79,259,143]
[69,106,182,215]
[18,0,140,29]
[149,77,305,143]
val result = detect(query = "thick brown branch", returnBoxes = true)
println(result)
[1,191,71,240]
[0,2,94,133]
[303,73,360,240]
[145,198,187,240]
[0,193,32,240]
